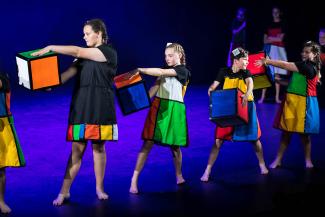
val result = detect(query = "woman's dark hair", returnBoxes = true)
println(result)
[230,47,248,64]
[304,41,322,82]
[84,19,109,44]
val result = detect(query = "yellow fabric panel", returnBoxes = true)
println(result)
[100,125,113,140]
[223,78,254,101]
[279,93,306,133]
[0,117,20,168]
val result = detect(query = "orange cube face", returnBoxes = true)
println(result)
[16,49,61,90]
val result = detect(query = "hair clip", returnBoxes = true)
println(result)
[232,48,240,56]
[166,42,173,47]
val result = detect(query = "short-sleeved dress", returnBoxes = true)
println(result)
[0,73,25,168]
[264,21,288,75]
[274,61,319,134]
[142,65,190,147]
[67,44,118,141]
[215,68,261,141]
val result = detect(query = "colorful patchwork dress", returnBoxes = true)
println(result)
[67,44,118,141]
[142,65,190,147]
[215,68,261,141]
[0,73,25,168]
[274,61,319,134]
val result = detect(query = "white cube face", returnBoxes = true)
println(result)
[16,57,31,89]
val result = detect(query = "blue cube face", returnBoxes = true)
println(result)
[210,89,236,118]
[117,82,151,115]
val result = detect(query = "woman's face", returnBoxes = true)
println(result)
[301,47,316,62]
[272,8,280,19]
[83,25,101,47]
[234,56,249,70]
[165,48,181,66]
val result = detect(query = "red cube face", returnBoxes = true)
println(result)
[247,52,266,75]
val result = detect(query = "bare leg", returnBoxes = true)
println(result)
[53,141,87,206]
[275,74,282,103]
[270,131,292,169]
[201,139,223,182]
[170,147,185,184]
[300,134,314,168]
[0,168,11,213]
[92,141,108,200]
[258,89,266,104]
[252,140,269,174]
[130,140,154,194]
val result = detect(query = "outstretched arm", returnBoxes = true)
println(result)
[255,57,298,72]
[137,68,177,77]
[31,45,107,62]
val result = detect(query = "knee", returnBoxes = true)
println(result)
[215,139,223,149]
[141,141,154,153]
[93,143,105,153]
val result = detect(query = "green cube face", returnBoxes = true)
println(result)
[287,72,307,96]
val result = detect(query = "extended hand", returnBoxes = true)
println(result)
[31,46,51,56]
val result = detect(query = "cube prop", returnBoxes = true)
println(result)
[210,88,248,127]
[247,52,274,89]
[114,72,151,115]
[16,49,61,90]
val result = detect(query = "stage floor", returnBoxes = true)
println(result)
[4,85,325,217]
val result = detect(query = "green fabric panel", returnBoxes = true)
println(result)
[287,72,307,96]
[18,49,56,60]
[154,99,187,146]
[73,125,81,140]
[253,75,272,90]
[9,117,26,166]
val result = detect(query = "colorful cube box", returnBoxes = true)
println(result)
[16,49,61,90]
[210,88,248,127]
[114,72,151,115]
[247,52,274,89]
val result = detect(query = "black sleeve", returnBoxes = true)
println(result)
[215,68,226,83]
[173,65,190,85]
[294,61,316,79]
[97,44,118,67]
[0,73,10,92]
[243,69,252,79]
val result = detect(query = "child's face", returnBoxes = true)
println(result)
[236,10,245,22]
[301,47,316,62]
[165,48,181,66]
[234,56,249,70]
[319,31,325,46]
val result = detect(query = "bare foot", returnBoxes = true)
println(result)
[96,189,109,200]
[0,201,11,213]
[259,164,269,175]
[129,182,139,194]
[269,160,281,169]
[176,174,185,185]
[306,161,314,169]
[200,170,210,182]
[275,99,282,104]
[258,98,264,104]
[53,193,70,206]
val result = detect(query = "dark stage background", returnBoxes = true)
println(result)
[2,0,325,89]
